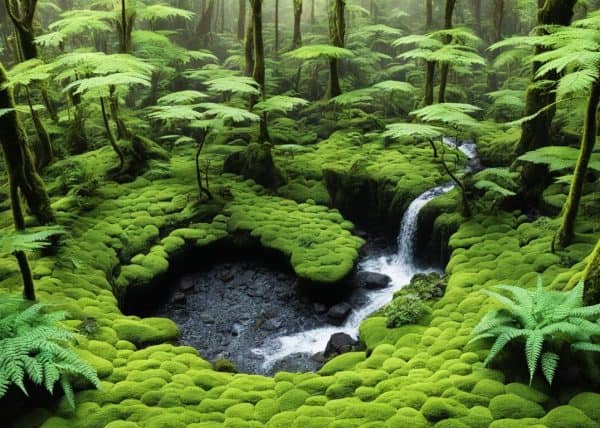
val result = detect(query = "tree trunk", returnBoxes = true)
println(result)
[250,0,269,142]
[327,0,345,99]
[516,0,577,156]
[423,61,436,106]
[117,0,135,53]
[26,88,53,170]
[244,9,254,76]
[438,0,456,103]
[4,0,39,61]
[584,238,600,305]
[100,96,125,171]
[488,0,504,90]
[516,0,577,205]
[472,0,481,36]
[237,0,246,39]
[0,62,53,225]
[310,0,315,24]
[554,82,600,249]
[197,0,215,38]
[426,0,433,30]
[292,0,302,49]
[274,0,279,53]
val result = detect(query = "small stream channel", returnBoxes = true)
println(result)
[152,139,479,375]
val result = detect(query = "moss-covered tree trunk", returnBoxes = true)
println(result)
[117,0,135,53]
[244,9,254,76]
[423,61,436,107]
[472,0,481,36]
[292,0,303,49]
[438,0,456,103]
[196,0,215,42]
[426,0,433,29]
[327,0,345,99]
[516,0,577,156]
[4,0,38,60]
[554,82,600,249]
[310,0,315,24]
[487,0,504,90]
[584,239,600,305]
[237,0,246,40]
[274,0,279,53]
[0,62,53,225]
[250,0,270,142]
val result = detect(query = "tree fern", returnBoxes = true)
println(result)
[254,96,309,114]
[471,279,600,385]
[518,146,600,173]
[284,44,354,60]
[0,296,100,407]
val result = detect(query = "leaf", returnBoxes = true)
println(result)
[525,330,544,383]
[205,76,260,96]
[382,123,444,142]
[284,44,355,60]
[541,352,559,385]
[157,90,207,105]
[254,96,309,113]
[198,103,261,123]
[0,226,66,254]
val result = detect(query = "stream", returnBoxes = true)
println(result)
[154,139,478,375]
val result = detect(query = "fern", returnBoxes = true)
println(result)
[471,279,600,385]
[254,96,309,114]
[198,103,261,123]
[157,90,207,105]
[329,89,375,106]
[205,76,260,96]
[284,44,354,60]
[0,296,100,407]
[372,80,416,93]
[382,123,444,142]
[518,146,600,173]
[137,4,195,22]
[0,226,66,254]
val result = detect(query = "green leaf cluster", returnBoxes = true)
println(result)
[470,279,600,385]
[0,297,101,408]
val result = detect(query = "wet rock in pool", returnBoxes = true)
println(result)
[313,302,328,314]
[324,332,357,358]
[355,271,391,289]
[171,291,186,304]
[327,302,352,325]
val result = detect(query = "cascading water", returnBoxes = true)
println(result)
[253,139,479,371]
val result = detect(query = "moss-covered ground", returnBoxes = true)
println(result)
[2,132,599,427]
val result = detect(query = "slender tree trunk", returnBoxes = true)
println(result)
[0,62,53,225]
[423,61,436,106]
[584,238,600,305]
[488,0,504,90]
[219,0,225,31]
[244,9,254,76]
[438,0,456,103]
[117,0,135,53]
[326,0,345,98]
[250,0,270,142]
[310,0,315,24]
[554,82,600,249]
[26,88,53,169]
[237,0,246,39]
[4,0,38,61]
[100,96,125,171]
[274,0,279,53]
[292,0,303,49]
[195,133,212,199]
[472,0,481,36]
[197,0,215,39]
[426,0,433,30]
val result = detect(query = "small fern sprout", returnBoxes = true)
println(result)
[470,278,600,385]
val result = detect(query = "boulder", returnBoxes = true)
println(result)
[327,302,352,325]
[355,271,391,289]
[171,291,186,304]
[324,332,357,358]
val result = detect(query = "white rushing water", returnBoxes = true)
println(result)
[252,139,478,370]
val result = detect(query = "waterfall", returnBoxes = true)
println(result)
[252,139,479,371]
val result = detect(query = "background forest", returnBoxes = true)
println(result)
[0,0,600,427]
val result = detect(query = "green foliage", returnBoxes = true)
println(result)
[198,103,261,123]
[470,279,600,385]
[518,146,600,173]
[254,96,309,114]
[0,226,66,254]
[284,44,355,60]
[205,76,260,96]
[383,273,446,328]
[382,123,444,143]
[0,296,100,408]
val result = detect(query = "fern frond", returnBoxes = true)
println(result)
[525,330,544,383]
[541,352,559,385]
